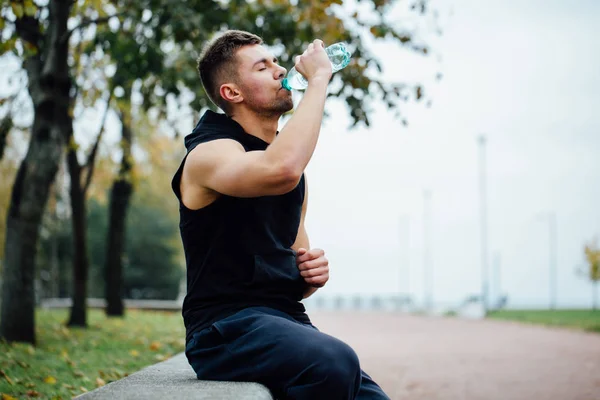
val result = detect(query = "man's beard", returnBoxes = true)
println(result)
[246,94,293,118]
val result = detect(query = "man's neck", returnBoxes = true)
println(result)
[229,108,279,144]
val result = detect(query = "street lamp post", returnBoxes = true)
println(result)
[492,251,501,310]
[398,215,411,310]
[423,190,432,313]
[478,135,489,313]
[549,212,558,310]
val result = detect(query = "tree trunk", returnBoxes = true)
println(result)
[105,107,133,317]
[64,91,110,324]
[0,0,73,344]
[66,147,88,327]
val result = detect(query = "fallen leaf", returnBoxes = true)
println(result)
[60,350,69,358]
[73,371,85,378]
[98,370,105,378]
[24,383,35,388]
[0,369,14,385]
[96,377,106,387]
[43,376,57,385]
[62,384,75,389]
[79,386,88,393]
[149,341,161,351]
[17,360,29,369]
[26,390,40,397]
[154,354,167,361]
[1,394,18,400]
[129,350,139,357]
[26,345,35,355]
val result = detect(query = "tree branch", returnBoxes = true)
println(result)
[14,15,43,50]
[61,13,123,44]
[0,113,13,161]
[13,15,43,85]
[70,37,87,103]
[0,90,22,161]
[83,92,112,195]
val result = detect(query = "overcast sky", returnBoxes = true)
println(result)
[299,0,600,309]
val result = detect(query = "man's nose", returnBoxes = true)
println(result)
[276,65,287,79]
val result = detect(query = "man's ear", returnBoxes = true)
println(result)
[220,83,243,105]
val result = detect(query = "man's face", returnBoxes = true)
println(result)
[232,44,293,116]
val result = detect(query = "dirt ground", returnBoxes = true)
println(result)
[308,311,600,400]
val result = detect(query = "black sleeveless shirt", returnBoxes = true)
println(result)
[171,110,310,342]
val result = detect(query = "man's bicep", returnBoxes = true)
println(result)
[185,139,299,198]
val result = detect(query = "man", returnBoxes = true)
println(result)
[171,30,390,399]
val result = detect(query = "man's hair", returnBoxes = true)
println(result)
[197,30,263,113]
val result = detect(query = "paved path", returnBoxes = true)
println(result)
[308,312,600,400]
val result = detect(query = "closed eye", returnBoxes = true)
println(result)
[254,57,278,71]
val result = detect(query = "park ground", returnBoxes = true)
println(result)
[1,308,599,399]
[0,310,185,399]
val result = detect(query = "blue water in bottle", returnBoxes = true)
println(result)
[282,42,352,91]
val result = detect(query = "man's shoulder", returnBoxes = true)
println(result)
[184,120,244,154]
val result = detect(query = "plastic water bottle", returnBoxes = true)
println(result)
[281,42,351,91]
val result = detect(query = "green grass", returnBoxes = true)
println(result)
[0,309,185,400]
[488,309,600,333]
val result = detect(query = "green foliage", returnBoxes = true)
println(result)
[86,198,108,298]
[82,0,439,127]
[123,195,182,300]
[36,208,74,299]
[89,196,182,300]
[489,309,600,333]
[36,196,183,301]
[0,309,185,399]
[584,240,600,282]
[2,0,439,183]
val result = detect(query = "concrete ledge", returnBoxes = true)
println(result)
[40,298,182,311]
[75,353,273,400]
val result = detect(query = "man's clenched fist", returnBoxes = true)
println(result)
[296,248,329,288]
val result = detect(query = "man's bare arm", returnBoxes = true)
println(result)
[184,41,331,199]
